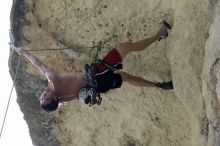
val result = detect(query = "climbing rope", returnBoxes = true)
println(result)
[0,55,21,138]
[24,45,99,52]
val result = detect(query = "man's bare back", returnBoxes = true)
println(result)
[52,73,85,102]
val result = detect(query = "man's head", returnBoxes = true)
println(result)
[39,87,59,112]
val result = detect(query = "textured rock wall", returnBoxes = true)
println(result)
[202,1,220,145]
[9,0,220,146]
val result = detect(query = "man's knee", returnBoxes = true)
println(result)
[116,42,133,59]
[118,42,132,49]
[119,72,129,82]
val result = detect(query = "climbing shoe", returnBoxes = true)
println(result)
[158,21,171,41]
[155,81,173,90]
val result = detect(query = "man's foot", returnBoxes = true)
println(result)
[155,81,173,90]
[158,21,171,41]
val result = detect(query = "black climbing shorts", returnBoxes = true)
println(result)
[95,48,123,93]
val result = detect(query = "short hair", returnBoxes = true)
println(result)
[40,98,59,112]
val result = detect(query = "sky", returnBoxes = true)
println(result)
[0,1,33,146]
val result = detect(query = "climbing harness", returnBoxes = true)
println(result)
[80,59,119,106]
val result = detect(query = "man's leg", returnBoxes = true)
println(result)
[116,21,170,59]
[119,72,156,87]
[119,72,173,90]
[116,34,160,59]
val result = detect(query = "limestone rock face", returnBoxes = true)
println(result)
[9,0,220,146]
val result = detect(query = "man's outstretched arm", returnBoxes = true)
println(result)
[15,47,57,81]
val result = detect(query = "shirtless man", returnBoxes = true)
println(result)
[15,21,173,112]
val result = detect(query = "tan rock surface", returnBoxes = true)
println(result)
[9,0,220,146]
